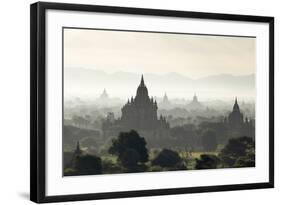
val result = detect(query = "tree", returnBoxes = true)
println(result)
[108,130,148,169]
[195,154,220,169]
[119,148,140,168]
[74,154,102,175]
[234,152,255,167]
[201,129,217,151]
[219,136,255,167]
[102,158,123,174]
[152,149,183,168]
[64,168,76,176]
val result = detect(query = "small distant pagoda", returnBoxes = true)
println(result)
[100,89,109,100]
[188,93,204,110]
[74,141,82,156]
[69,141,83,167]
[163,93,169,104]
[159,92,171,109]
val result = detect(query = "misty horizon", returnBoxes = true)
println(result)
[64,67,255,101]
[66,66,255,80]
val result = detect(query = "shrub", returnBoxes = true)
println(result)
[102,158,123,174]
[74,154,102,175]
[195,154,220,169]
[152,149,182,168]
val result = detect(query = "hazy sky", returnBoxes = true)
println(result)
[64,28,256,79]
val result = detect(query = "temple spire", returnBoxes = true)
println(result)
[76,141,80,150]
[136,74,149,98]
[163,92,169,103]
[233,97,240,111]
[75,141,82,155]
[193,93,198,102]
[100,88,108,99]
[140,74,145,87]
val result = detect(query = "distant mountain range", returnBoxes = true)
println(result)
[64,67,255,100]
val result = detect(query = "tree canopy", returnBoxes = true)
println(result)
[195,154,220,169]
[201,129,218,151]
[219,136,255,167]
[108,130,148,169]
[73,154,102,175]
[152,149,182,168]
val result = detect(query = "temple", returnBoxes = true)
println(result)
[100,88,109,100]
[228,97,244,128]
[74,141,82,156]
[102,75,170,147]
[188,93,204,110]
[224,97,255,138]
[163,93,169,104]
[159,92,171,109]
[101,76,254,148]
[120,75,169,131]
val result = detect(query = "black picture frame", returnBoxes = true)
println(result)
[30,2,274,203]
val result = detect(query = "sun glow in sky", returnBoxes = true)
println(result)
[64,28,255,79]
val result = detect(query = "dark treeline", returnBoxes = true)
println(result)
[64,130,255,176]
[63,118,252,156]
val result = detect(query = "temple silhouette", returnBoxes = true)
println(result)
[120,75,169,131]
[94,88,110,107]
[102,75,254,148]
[163,93,169,104]
[187,93,204,110]
[100,88,109,100]
[159,92,171,109]
[223,97,255,138]
[228,97,244,128]
[102,75,170,147]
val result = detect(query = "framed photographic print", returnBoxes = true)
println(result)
[30,2,274,203]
